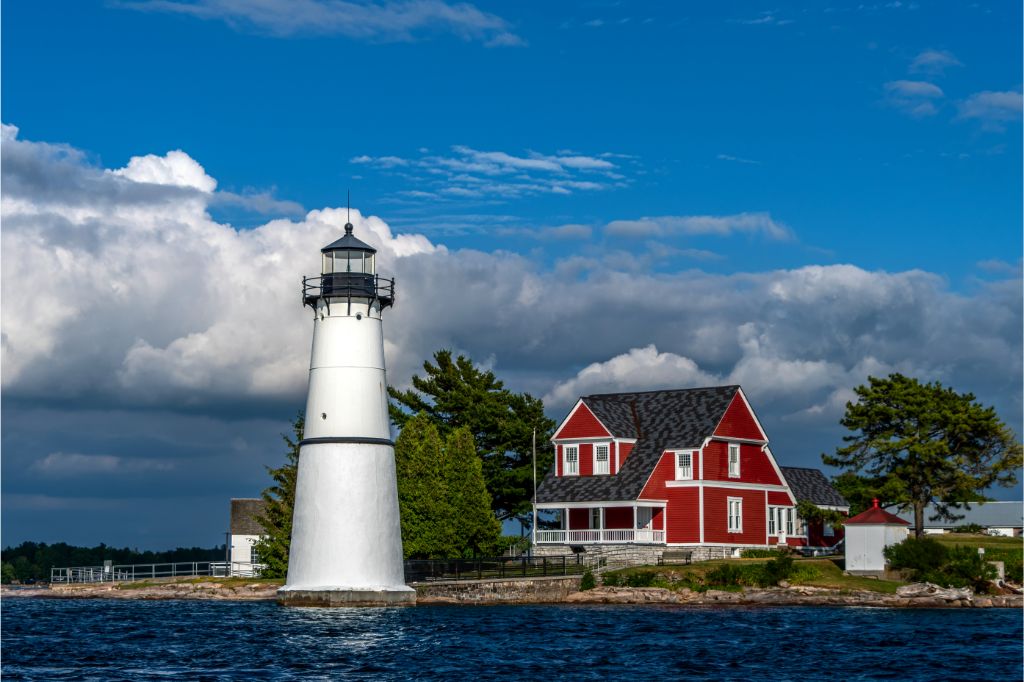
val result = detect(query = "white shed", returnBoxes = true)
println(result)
[230,498,267,576]
[844,498,910,575]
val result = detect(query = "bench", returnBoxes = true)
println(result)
[658,550,693,565]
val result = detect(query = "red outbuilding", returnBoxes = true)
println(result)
[533,385,848,561]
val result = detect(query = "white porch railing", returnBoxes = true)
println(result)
[536,529,666,544]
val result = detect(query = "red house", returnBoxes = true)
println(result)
[533,386,847,561]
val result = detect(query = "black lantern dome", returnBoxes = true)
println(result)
[302,222,394,309]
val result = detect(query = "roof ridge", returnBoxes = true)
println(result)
[584,384,740,399]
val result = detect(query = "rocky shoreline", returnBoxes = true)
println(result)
[4,580,1021,608]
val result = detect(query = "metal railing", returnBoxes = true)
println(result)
[535,529,666,544]
[404,555,584,583]
[302,273,395,309]
[50,561,263,584]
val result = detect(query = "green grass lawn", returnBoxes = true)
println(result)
[602,557,905,594]
[929,533,1022,582]
[114,577,285,590]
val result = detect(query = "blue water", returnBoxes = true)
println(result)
[2,600,1020,681]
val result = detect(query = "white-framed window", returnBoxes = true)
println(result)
[785,508,794,536]
[675,451,693,480]
[728,444,740,478]
[768,507,776,535]
[563,445,579,476]
[823,521,834,537]
[727,497,743,533]
[594,444,610,475]
[590,508,602,529]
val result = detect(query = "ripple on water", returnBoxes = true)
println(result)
[1,600,1021,681]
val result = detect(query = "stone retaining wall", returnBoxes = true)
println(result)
[414,576,581,604]
[532,544,742,570]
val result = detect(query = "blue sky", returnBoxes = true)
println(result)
[2,1,1021,548]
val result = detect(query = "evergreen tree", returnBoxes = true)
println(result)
[389,349,556,522]
[252,414,303,578]
[824,374,1022,538]
[443,427,503,557]
[394,413,454,559]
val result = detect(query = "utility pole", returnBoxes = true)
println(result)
[532,427,537,553]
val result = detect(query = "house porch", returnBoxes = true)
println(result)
[533,502,666,545]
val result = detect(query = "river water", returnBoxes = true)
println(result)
[2,599,1021,680]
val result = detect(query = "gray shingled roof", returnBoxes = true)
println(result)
[230,498,267,535]
[536,386,739,503]
[779,467,848,508]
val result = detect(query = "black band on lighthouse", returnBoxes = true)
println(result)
[300,437,396,447]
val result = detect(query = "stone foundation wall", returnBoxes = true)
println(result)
[414,576,580,604]
[532,544,750,570]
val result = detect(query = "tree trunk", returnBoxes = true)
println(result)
[914,502,924,539]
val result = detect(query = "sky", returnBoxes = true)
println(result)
[2,0,1021,550]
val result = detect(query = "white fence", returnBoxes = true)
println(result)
[536,529,666,544]
[50,561,264,584]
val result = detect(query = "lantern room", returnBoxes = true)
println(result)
[321,223,376,276]
[302,221,394,310]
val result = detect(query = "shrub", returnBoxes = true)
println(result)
[706,564,747,587]
[951,524,984,534]
[625,571,657,588]
[920,546,997,593]
[602,572,620,587]
[759,555,795,586]
[741,549,785,559]
[883,537,948,573]
[1003,555,1023,584]
[580,569,596,591]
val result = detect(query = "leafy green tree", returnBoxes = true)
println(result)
[443,427,502,557]
[395,413,455,559]
[824,374,1022,538]
[1,562,16,584]
[388,349,556,522]
[252,414,303,578]
[795,500,847,529]
[830,472,907,516]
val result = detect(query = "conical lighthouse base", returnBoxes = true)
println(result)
[277,442,416,608]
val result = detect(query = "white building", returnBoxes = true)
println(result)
[896,501,1023,537]
[844,498,910,575]
[277,219,414,607]
[229,498,267,577]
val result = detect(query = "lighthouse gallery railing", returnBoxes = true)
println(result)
[302,273,395,308]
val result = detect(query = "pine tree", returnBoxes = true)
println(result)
[252,415,303,578]
[824,374,1022,538]
[394,413,455,558]
[389,349,556,522]
[443,427,503,557]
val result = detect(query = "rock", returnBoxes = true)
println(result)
[777,580,790,589]
[973,597,993,608]
[896,582,972,601]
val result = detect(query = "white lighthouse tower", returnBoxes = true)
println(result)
[277,218,415,607]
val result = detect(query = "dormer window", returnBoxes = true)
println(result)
[563,445,579,476]
[675,451,693,480]
[594,444,610,475]
[728,444,740,478]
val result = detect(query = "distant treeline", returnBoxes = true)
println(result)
[2,542,226,583]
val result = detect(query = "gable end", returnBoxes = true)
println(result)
[553,400,612,440]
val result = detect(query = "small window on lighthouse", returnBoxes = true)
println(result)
[364,253,375,274]
[322,252,333,275]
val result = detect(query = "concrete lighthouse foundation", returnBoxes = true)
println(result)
[278,220,415,607]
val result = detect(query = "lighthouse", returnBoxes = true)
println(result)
[277,218,415,607]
